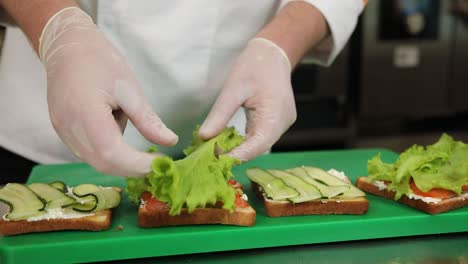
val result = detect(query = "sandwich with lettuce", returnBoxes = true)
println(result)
[356,133,468,214]
[126,127,255,227]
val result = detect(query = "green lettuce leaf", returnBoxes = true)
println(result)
[368,153,395,182]
[367,133,468,200]
[126,127,244,215]
[126,177,150,204]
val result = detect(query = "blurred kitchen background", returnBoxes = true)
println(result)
[273,0,468,153]
[0,0,467,181]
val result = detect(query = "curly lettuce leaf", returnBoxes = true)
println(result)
[126,177,150,204]
[368,153,395,182]
[367,133,468,200]
[126,127,244,215]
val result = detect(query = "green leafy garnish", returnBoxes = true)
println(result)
[368,133,468,200]
[147,145,158,153]
[126,127,244,215]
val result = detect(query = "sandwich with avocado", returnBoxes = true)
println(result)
[247,166,369,217]
[0,182,121,236]
[126,127,256,227]
[356,133,468,214]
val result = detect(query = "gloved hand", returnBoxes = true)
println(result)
[199,38,296,161]
[40,7,178,176]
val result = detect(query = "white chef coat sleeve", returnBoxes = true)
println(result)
[280,0,366,66]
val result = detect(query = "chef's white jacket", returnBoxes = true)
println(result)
[0,0,365,164]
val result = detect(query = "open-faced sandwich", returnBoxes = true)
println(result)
[0,181,121,236]
[126,127,256,227]
[136,179,255,227]
[247,166,369,217]
[356,133,468,214]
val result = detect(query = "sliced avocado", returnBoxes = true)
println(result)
[268,169,322,203]
[286,167,349,199]
[246,168,299,201]
[301,166,366,198]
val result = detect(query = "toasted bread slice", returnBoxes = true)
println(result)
[0,186,122,236]
[251,182,369,217]
[356,177,468,214]
[0,209,112,236]
[138,180,256,227]
[138,205,256,227]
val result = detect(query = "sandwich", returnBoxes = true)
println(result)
[0,181,121,236]
[356,133,468,214]
[137,179,255,227]
[126,127,256,227]
[247,166,369,217]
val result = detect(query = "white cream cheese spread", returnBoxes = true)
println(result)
[408,194,442,204]
[327,169,348,182]
[373,180,388,191]
[26,208,95,222]
[372,180,442,204]
[241,193,248,201]
[1,186,100,222]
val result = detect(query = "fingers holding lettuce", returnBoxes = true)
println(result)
[198,38,296,162]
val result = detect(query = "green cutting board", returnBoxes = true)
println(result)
[1,149,467,263]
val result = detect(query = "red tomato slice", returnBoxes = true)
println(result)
[228,179,243,190]
[228,179,237,185]
[229,179,248,207]
[141,191,168,210]
[463,185,468,192]
[215,189,249,208]
[141,181,250,211]
[235,192,249,208]
[141,191,153,202]
[409,180,456,199]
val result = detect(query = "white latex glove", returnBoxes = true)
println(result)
[40,7,178,176]
[199,38,296,161]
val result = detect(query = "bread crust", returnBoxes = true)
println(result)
[251,182,369,217]
[356,177,468,214]
[0,209,112,236]
[0,186,122,236]
[138,204,256,227]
